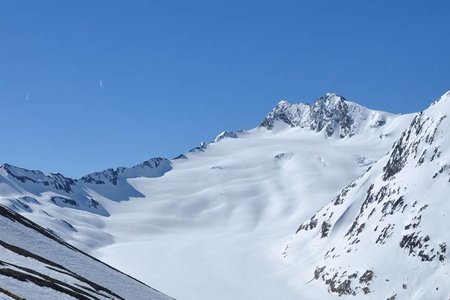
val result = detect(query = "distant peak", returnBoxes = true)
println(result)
[0,163,76,193]
[260,93,391,137]
[0,163,10,170]
[80,157,171,185]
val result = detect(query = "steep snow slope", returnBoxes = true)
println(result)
[0,93,415,299]
[0,205,172,300]
[286,91,450,299]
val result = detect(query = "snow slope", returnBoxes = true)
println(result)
[0,204,172,300]
[0,93,419,299]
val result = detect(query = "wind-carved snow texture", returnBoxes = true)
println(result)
[288,91,450,299]
[260,93,390,138]
[0,92,436,300]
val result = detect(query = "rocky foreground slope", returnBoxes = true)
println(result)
[0,204,172,300]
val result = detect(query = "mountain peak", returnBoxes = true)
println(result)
[260,94,391,137]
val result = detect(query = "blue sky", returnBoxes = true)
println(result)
[1,1,449,177]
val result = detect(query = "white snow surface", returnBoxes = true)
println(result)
[2,93,437,299]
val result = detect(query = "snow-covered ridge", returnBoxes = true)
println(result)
[214,131,239,142]
[0,157,172,188]
[80,157,172,185]
[0,158,172,219]
[260,93,394,137]
[0,163,76,193]
[185,130,243,155]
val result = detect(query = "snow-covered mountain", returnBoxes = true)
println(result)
[2,92,442,299]
[285,91,450,299]
[0,204,172,300]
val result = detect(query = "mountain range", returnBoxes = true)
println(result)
[1,92,449,299]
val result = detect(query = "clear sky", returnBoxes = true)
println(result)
[1,1,449,177]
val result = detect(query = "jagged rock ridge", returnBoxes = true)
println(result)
[81,157,171,185]
[261,93,392,137]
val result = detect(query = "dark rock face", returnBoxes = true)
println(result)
[296,215,318,233]
[382,114,422,180]
[383,113,447,180]
[313,266,375,297]
[309,95,354,137]
[260,100,301,129]
[359,270,374,284]
[321,221,332,238]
